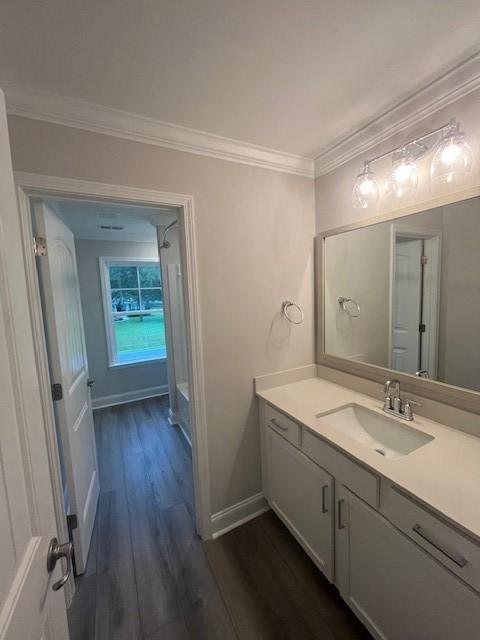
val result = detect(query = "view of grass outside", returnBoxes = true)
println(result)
[107,262,167,362]
[113,313,166,361]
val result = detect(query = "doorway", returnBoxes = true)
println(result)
[389,224,441,379]
[13,174,211,623]
[32,197,188,572]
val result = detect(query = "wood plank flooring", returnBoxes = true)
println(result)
[68,396,371,640]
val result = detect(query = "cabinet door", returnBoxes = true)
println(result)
[335,486,480,640]
[265,426,333,581]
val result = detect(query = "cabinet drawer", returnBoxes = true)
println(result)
[303,429,379,508]
[383,484,480,592]
[264,404,300,447]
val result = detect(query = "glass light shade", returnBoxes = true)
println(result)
[352,165,379,208]
[430,123,472,184]
[387,150,418,197]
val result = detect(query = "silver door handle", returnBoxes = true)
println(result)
[47,537,73,591]
[412,524,467,568]
[87,378,95,388]
[270,418,288,432]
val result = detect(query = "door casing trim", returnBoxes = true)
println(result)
[14,174,213,587]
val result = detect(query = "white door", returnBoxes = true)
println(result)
[265,427,334,581]
[33,202,99,575]
[391,238,422,373]
[0,90,70,638]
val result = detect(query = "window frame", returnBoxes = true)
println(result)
[99,256,166,367]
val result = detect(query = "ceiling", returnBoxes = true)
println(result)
[49,199,176,243]
[2,1,480,158]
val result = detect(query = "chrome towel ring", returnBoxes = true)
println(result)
[338,296,361,318]
[282,300,304,324]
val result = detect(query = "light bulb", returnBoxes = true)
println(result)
[352,164,379,208]
[387,149,417,197]
[431,120,472,184]
[359,177,375,195]
[440,142,461,166]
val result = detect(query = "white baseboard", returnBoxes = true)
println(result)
[168,409,180,425]
[91,385,168,410]
[211,492,269,539]
[178,421,192,448]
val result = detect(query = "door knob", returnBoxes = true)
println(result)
[47,537,73,591]
[87,378,95,388]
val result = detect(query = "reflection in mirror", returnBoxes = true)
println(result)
[323,196,480,393]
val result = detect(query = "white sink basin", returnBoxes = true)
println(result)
[316,403,434,459]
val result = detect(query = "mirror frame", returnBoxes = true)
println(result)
[315,185,480,415]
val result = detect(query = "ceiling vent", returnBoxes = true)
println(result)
[98,224,124,231]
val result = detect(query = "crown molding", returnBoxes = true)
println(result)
[314,52,480,178]
[2,81,314,178]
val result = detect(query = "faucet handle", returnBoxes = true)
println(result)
[405,399,421,407]
[402,398,421,421]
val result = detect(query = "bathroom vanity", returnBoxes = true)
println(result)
[257,375,480,640]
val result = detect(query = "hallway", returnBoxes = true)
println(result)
[68,397,371,640]
[68,397,235,639]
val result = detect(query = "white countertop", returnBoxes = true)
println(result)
[257,376,480,542]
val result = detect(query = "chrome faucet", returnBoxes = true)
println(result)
[382,379,419,421]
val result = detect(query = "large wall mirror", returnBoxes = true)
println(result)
[316,194,480,404]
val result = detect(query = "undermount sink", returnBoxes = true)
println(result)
[315,403,434,459]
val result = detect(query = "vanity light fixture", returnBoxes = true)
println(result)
[387,147,418,197]
[430,119,472,183]
[351,163,379,208]
[352,118,472,208]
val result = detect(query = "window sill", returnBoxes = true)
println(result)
[108,357,167,369]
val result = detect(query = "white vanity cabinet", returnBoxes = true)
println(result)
[336,485,480,640]
[264,425,334,580]
[260,399,480,640]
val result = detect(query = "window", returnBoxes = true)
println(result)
[100,258,167,365]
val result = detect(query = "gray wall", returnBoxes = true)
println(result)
[75,238,168,402]
[9,115,315,516]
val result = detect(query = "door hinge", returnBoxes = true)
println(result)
[66,513,78,532]
[420,255,428,265]
[419,323,426,333]
[33,236,48,257]
[51,383,63,401]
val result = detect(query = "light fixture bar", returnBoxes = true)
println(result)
[363,121,453,167]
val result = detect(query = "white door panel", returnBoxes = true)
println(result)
[34,202,99,575]
[0,88,69,638]
[391,238,422,373]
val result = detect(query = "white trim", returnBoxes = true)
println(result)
[3,81,313,178]
[3,54,480,180]
[91,384,168,410]
[314,52,480,176]
[14,172,213,539]
[178,422,192,449]
[211,492,269,539]
[108,357,166,369]
[168,408,180,425]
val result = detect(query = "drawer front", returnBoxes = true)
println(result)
[302,429,379,508]
[264,403,300,447]
[383,483,480,592]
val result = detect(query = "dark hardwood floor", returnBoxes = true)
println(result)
[68,396,371,640]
